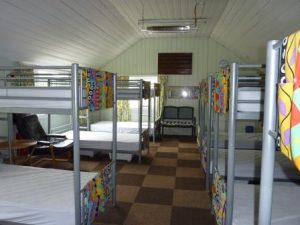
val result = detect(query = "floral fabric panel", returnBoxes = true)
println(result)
[82,69,114,111]
[213,69,229,113]
[82,163,113,225]
[212,171,226,225]
[278,30,300,170]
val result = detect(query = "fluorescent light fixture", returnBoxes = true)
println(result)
[138,18,207,33]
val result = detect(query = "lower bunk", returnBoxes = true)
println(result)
[0,163,112,225]
[63,130,147,163]
[212,173,300,225]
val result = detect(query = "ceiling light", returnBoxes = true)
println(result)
[138,18,207,33]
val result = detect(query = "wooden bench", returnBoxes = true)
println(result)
[161,106,195,136]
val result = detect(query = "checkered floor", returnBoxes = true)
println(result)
[93,136,216,225]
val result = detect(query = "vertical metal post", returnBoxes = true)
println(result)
[226,62,239,225]
[148,89,151,141]
[213,112,219,174]
[138,80,143,164]
[47,115,51,134]
[112,73,117,206]
[7,113,13,164]
[153,89,156,143]
[71,63,81,225]
[258,40,279,225]
[205,76,212,191]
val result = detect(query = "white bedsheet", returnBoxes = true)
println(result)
[63,130,140,152]
[0,164,97,225]
[0,88,87,110]
[216,149,300,180]
[233,181,300,225]
[90,121,151,134]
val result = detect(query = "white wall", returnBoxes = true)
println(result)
[103,37,248,135]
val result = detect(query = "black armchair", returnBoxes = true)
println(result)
[14,114,73,167]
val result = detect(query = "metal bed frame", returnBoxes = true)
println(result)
[257,39,283,225]
[198,76,213,191]
[117,79,151,154]
[215,63,264,225]
[0,64,117,225]
[150,82,160,143]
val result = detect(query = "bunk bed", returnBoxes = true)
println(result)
[198,75,263,192]
[258,32,300,225]
[211,62,300,225]
[198,76,213,191]
[0,64,117,225]
[89,79,151,149]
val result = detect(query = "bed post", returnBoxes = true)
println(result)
[205,76,212,191]
[148,86,151,147]
[153,86,156,143]
[112,73,117,206]
[138,80,143,164]
[212,108,219,175]
[71,63,81,225]
[7,113,13,164]
[258,40,279,225]
[226,62,238,225]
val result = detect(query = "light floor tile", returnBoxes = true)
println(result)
[124,203,171,225]
[173,190,210,208]
[142,175,175,189]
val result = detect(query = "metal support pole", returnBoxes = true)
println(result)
[71,63,81,225]
[153,89,156,143]
[112,73,117,206]
[7,114,13,164]
[138,80,143,164]
[226,62,239,225]
[47,115,51,134]
[205,76,212,191]
[47,79,51,134]
[212,112,219,174]
[258,40,279,225]
[148,91,151,143]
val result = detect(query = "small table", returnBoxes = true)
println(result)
[0,139,37,164]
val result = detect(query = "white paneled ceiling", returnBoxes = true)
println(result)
[0,0,299,66]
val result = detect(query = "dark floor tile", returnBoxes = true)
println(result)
[160,142,179,147]
[135,187,174,205]
[178,147,198,154]
[171,207,216,225]
[94,202,132,225]
[178,136,197,143]
[148,165,177,176]
[156,152,178,159]
[177,159,202,168]
[175,177,205,191]
[116,173,145,186]
[131,154,153,165]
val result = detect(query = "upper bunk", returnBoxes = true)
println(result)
[0,65,87,115]
[213,64,265,120]
[117,79,150,100]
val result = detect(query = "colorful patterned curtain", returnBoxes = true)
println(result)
[158,75,168,118]
[117,76,131,121]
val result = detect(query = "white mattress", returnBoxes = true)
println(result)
[237,103,263,112]
[0,163,97,225]
[90,121,151,134]
[63,130,140,152]
[233,181,300,225]
[237,87,263,112]
[216,149,300,180]
[0,88,87,110]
